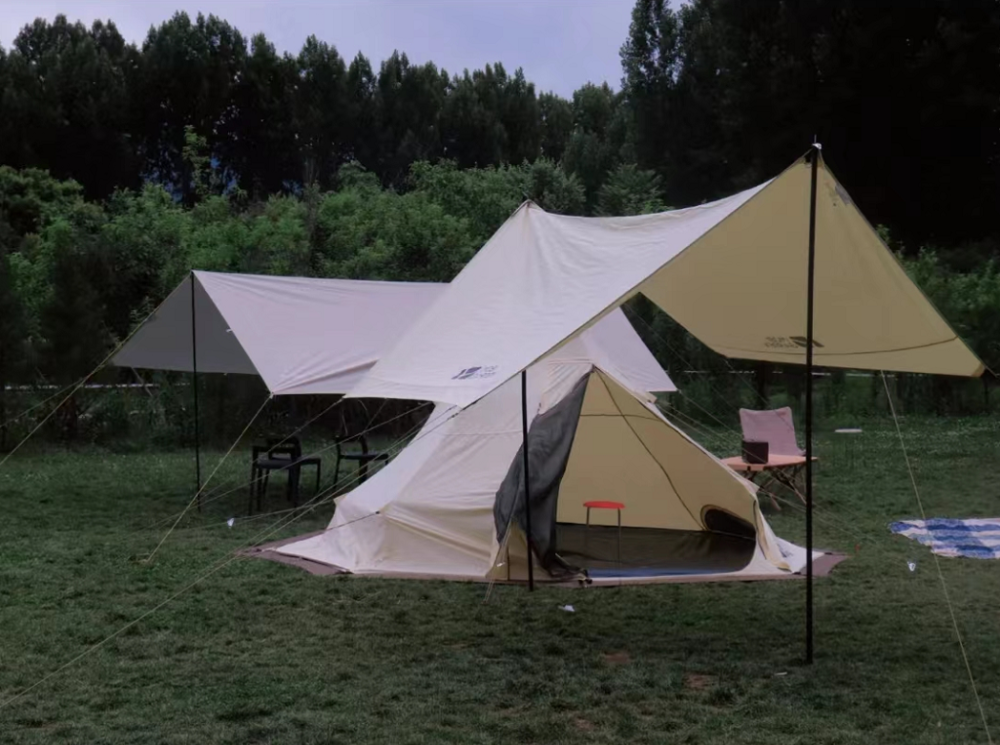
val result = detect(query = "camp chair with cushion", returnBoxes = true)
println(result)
[739,406,804,457]
[248,437,321,514]
[721,407,813,509]
[334,433,389,491]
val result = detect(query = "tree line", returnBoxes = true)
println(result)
[3,1,998,244]
[1,0,999,441]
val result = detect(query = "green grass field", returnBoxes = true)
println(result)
[1,416,999,744]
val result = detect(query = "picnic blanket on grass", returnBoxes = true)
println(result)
[890,518,1000,559]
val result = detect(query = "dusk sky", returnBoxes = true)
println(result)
[0,0,639,97]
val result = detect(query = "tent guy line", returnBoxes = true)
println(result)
[143,392,274,564]
[881,372,993,744]
[622,302,803,440]
[0,379,81,432]
[0,294,171,472]
[143,399,437,535]
[0,393,472,711]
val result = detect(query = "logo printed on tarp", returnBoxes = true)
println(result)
[764,336,825,349]
[452,366,498,380]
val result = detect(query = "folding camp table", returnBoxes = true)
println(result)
[720,454,813,510]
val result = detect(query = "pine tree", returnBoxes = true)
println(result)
[0,247,26,450]
[38,245,108,438]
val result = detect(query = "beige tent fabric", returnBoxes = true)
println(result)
[639,155,982,376]
[277,363,804,584]
[494,371,791,578]
[349,152,981,409]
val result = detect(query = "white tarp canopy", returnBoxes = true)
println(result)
[113,271,444,395]
[349,151,983,409]
[274,342,811,585]
[113,271,675,397]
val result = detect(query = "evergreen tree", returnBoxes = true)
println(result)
[538,92,573,160]
[597,163,666,216]
[38,241,108,439]
[621,0,1000,247]
[136,13,247,202]
[39,244,108,384]
[1,16,141,198]
[0,247,26,450]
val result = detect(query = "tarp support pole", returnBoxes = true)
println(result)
[805,143,820,665]
[190,272,202,510]
[521,369,534,591]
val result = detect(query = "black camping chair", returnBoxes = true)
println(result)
[333,433,389,491]
[248,437,321,514]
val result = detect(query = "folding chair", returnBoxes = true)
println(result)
[734,407,811,509]
[248,437,321,514]
[333,433,389,491]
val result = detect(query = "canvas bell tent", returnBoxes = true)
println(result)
[113,271,446,395]
[265,318,820,584]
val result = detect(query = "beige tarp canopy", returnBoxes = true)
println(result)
[112,271,446,395]
[113,271,445,395]
[113,271,676,397]
[349,151,983,409]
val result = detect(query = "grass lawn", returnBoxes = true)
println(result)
[1,416,999,744]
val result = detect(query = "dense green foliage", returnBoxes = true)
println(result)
[0,2,998,436]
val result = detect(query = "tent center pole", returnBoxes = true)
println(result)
[805,144,820,665]
[521,369,534,591]
[190,272,202,510]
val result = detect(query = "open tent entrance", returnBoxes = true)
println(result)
[493,370,777,583]
[261,333,805,586]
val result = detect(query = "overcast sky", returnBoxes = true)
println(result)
[0,0,638,97]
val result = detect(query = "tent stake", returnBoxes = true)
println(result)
[521,369,534,591]
[805,143,820,664]
[190,272,202,510]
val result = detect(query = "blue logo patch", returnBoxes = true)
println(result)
[452,366,498,380]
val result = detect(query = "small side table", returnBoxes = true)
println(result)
[583,500,625,565]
